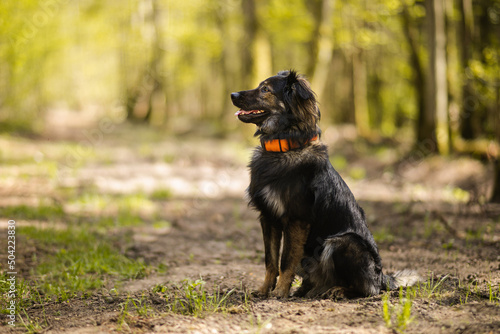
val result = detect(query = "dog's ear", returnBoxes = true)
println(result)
[284,70,315,102]
[283,71,319,132]
[286,71,314,100]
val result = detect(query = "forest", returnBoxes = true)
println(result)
[1,0,500,197]
[0,0,499,333]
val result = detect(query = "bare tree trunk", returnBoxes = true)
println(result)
[144,0,166,125]
[215,4,235,128]
[433,0,449,154]
[352,50,370,137]
[401,4,430,151]
[491,82,500,203]
[416,0,440,154]
[458,0,476,139]
[310,0,334,97]
[123,0,165,124]
[305,0,324,78]
[241,0,257,87]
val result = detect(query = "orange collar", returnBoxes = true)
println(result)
[262,135,319,152]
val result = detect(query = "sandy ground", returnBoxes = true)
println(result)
[1,119,499,333]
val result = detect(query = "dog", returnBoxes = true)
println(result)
[231,70,419,298]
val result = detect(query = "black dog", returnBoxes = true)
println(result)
[231,70,419,298]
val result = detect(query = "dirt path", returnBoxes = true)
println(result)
[1,122,499,333]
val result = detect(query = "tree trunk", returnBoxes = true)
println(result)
[305,0,324,78]
[309,0,334,98]
[414,0,441,154]
[123,0,165,124]
[400,4,430,151]
[215,4,235,128]
[143,0,165,125]
[241,0,257,87]
[433,0,449,154]
[492,159,500,203]
[352,50,370,137]
[458,0,476,139]
[491,82,500,203]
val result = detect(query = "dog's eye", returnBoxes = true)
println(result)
[261,86,269,93]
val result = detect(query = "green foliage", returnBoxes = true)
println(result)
[22,225,150,300]
[261,0,314,47]
[156,279,236,317]
[0,0,498,150]
[382,287,415,333]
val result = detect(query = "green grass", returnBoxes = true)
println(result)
[0,204,64,221]
[382,287,414,333]
[0,188,160,306]
[68,192,156,217]
[117,294,157,330]
[414,273,449,299]
[154,279,236,317]
[23,226,151,299]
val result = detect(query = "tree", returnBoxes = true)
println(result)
[351,49,370,137]
[306,0,334,98]
[492,156,500,203]
[490,65,500,203]
[401,3,426,147]
[418,0,448,154]
[241,0,257,88]
[458,0,476,140]
[123,0,166,124]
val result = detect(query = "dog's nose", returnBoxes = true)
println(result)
[231,92,239,101]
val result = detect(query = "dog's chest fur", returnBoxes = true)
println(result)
[247,146,323,219]
[260,185,286,217]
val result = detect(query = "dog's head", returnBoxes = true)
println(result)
[231,70,320,136]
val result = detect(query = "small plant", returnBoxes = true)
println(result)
[19,310,44,334]
[130,294,155,317]
[163,279,235,317]
[382,287,414,333]
[117,296,132,331]
[488,281,500,304]
[415,273,449,299]
[117,293,155,330]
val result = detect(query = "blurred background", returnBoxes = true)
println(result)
[0,0,500,198]
[1,2,500,325]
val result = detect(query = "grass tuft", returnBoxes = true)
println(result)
[154,279,236,317]
[382,287,414,333]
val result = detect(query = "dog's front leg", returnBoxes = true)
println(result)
[257,215,282,297]
[272,221,309,298]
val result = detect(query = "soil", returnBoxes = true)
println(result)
[1,120,500,334]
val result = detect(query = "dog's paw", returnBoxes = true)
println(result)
[321,286,347,300]
[251,288,269,298]
[271,286,290,299]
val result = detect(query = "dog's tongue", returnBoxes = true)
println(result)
[235,109,258,116]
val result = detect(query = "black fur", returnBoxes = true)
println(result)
[231,70,418,298]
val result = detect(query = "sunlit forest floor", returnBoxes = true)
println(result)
[1,111,499,333]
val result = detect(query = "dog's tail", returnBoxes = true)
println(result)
[382,269,422,291]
